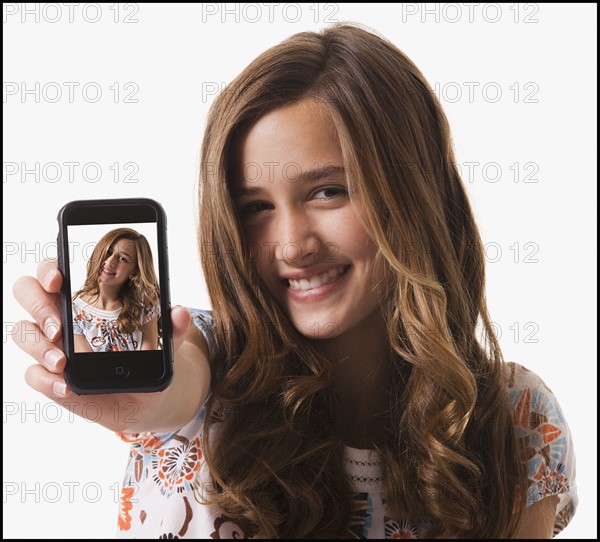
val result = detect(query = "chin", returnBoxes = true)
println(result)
[291,316,348,341]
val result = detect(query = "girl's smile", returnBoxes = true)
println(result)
[283,263,351,302]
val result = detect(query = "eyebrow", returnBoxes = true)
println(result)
[233,165,345,197]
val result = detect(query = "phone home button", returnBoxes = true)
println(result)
[113,364,130,378]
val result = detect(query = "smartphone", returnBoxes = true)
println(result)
[57,198,173,394]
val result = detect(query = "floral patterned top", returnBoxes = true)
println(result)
[72,296,160,352]
[115,309,577,539]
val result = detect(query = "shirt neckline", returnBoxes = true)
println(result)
[343,445,383,492]
[74,295,122,316]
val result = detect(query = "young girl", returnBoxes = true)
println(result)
[13,23,576,538]
[72,228,161,352]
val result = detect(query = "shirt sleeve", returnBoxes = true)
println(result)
[505,362,578,537]
[189,308,215,360]
[72,302,84,335]
[142,304,161,325]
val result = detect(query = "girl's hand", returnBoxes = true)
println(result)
[12,258,199,433]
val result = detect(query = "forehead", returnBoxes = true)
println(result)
[110,238,137,255]
[236,99,343,183]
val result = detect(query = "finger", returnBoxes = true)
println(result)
[36,258,62,312]
[36,258,62,293]
[171,305,192,352]
[24,364,72,399]
[13,276,62,342]
[12,320,66,374]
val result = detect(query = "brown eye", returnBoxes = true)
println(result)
[313,187,347,200]
[242,202,272,214]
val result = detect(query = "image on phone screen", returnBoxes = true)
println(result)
[68,223,162,353]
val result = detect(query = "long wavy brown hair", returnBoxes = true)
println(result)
[197,22,528,538]
[73,228,160,339]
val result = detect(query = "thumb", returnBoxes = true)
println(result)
[170,305,192,352]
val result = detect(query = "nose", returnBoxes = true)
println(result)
[274,209,322,266]
[105,253,116,268]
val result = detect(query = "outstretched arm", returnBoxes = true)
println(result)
[140,315,159,350]
[74,333,93,352]
[512,495,559,539]
[137,309,212,433]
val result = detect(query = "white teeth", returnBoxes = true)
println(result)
[288,266,347,291]
[309,276,322,289]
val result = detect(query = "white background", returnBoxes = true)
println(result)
[3,3,596,539]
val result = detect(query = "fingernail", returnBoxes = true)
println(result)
[44,350,64,371]
[52,381,68,397]
[44,319,61,341]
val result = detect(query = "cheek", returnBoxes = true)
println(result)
[244,227,275,272]
[336,216,377,259]
[252,249,275,287]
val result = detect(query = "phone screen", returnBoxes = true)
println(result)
[58,199,173,394]
[68,221,162,352]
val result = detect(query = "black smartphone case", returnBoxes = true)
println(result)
[57,198,173,395]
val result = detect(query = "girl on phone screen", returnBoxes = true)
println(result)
[72,228,161,352]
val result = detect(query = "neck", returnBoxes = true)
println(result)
[88,286,122,311]
[312,311,393,449]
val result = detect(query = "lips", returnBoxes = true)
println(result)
[286,265,349,291]
[102,266,116,276]
[284,265,351,303]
